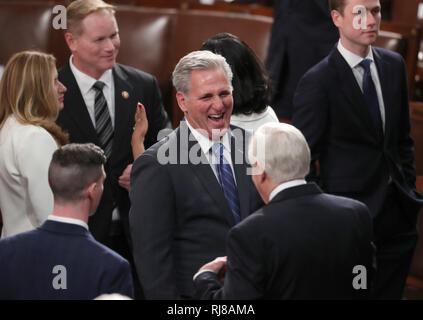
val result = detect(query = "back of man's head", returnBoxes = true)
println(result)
[248,123,311,184]
[48,143,107,205]
[66,0,116,36]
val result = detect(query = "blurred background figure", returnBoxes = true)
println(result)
[200,33,278,132]
[0,51,68,238]
[265,0,338,121]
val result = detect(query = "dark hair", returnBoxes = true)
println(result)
[329,0,346,13]
[200,33,270,115]
[48,143,107,203]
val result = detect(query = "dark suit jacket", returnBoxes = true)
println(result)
[57,63,169,243]
[293,46,423,219]
[129,121,263,299]
[265,0,338,119]
[194,183,374,299]
[0,220,134,299]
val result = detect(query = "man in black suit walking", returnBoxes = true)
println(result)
[129,50,263,299]
[194,123,374,299]
[293,0,423,299]
[56,0,169,287]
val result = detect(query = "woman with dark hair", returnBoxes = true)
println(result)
[200,33,278,131]
[0,51,68,237]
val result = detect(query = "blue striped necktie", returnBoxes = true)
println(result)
[359,59,383,133]
[93,81,114,158]
[211,143,241,224]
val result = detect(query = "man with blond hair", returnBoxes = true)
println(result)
[56,0,169,298]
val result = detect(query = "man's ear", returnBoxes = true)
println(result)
[65,32,77,52]
[176,91,187,113]
[331,9,342,28]
[86,182,97,201]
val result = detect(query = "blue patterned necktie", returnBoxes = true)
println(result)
[359,59,383,133]
[93,81,114,158]
[211,143,241,224]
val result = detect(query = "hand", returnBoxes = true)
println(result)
[131,102,148,160]
[198,256,227,283]
[118,164,132,191]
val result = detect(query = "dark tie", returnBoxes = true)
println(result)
[93,81,114,158]
[359,59,383,133]
[211,143,241,224]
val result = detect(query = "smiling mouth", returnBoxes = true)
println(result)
[208,113,224,121]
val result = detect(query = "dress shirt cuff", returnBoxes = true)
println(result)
[193,269,216,281]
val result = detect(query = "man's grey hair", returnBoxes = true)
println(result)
[248,123,310,183]
[172,50,233,95]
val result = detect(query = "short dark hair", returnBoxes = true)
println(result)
[200,33,270,115]
[48,143,107,203]
[329,0,346,13]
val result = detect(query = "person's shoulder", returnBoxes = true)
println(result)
[114,63,156,82]
[85,235,130,265]
[373,46,404,62]
[319,192,371,215]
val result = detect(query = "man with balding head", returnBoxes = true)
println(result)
[194,123,374,299]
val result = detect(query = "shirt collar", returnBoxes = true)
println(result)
[185,119,232,156]
[269,179,307,202]
[337,39,374,69]
[47,214,89,231]
[69,55,113,95]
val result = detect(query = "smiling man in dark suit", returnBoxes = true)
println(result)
[292,0,423,299]
[193,123,374,300]
[56,0,169,296]
[129,50,263,299]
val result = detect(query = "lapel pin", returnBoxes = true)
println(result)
[122,91,129,99]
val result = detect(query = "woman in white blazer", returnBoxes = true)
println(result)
[0,51,68,238]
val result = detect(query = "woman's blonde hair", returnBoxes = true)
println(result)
[0,51,68,145]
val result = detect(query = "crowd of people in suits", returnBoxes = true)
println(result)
[0,0,421,300]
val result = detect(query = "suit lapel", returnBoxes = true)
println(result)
[59,64,98,143]
[373,48,393,145]
[331,48,383,140]
[180,123,237,226]
[111,65,135,164]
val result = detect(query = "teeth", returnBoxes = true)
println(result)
[209,114,223,119]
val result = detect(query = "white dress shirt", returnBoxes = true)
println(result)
[185,120,237,184]
[337,40,386,131]
[269,179,307,202]
[47,215,89,231]
[69,55,116,128]
[0,116,58,238]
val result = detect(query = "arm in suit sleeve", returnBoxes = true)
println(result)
[105,259,135,299]
[129,152,178,299]
[194,222,265,300]
[292,68,329,184]
[397,57,417,187]
[16,128,57,224]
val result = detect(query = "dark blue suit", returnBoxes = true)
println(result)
[265,0,338,119]
[293,46,423,299]
[195,183,374,300]
[0,220,134,299]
